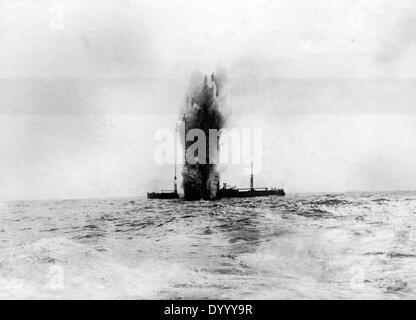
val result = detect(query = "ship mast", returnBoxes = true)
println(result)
[183,113,187,165]
[217,135,220,194]
[250,161,254,191]
[174,123,178,194]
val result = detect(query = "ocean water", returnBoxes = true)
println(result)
[1,191,416,299]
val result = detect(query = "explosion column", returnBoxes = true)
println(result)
[182,73,224,200]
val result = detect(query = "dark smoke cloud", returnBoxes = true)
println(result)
[181,71,226,200]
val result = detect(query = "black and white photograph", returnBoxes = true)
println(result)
[1,0,416,303]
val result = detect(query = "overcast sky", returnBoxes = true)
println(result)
[1,0,416,200]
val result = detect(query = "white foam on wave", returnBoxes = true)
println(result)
[0,236,188,299]
[2,192,416,299]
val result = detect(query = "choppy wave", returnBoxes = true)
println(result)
[1,191,416,299]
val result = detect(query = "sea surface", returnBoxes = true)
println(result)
[1,191,416,299]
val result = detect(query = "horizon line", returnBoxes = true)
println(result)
[2,189,415,203]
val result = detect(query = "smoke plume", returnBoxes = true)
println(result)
[182,71,226,200]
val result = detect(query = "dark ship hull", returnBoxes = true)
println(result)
[218,188,285,198]
[147,191,179,199]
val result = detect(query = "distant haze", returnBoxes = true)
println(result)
[1,0,416,200]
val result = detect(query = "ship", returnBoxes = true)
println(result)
[147,72,285,200]
[147,189,179,199]
[146,164,285,199]
[218,162,285,198]
[146,159,285,200]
